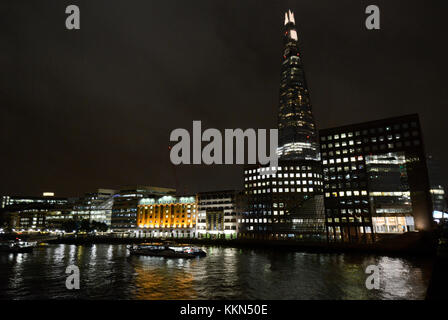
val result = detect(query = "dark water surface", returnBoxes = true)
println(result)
[0,244,433,299]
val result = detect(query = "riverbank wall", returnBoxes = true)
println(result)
[43,231,437,257]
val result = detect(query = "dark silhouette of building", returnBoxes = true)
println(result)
[426,155,447,221]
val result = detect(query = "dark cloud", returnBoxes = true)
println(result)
[0,0,447,196]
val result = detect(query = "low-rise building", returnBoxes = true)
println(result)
[136,195,197,238]
[1,194,68,209]
[111,186,176,232]
[196,190,238,239]
[1,193,72,231]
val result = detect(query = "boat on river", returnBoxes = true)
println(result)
[128,243,206,258]
[0,240,37,253]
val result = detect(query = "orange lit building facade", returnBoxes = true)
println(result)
[136,195,197,238]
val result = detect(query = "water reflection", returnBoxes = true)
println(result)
[0,244,433,300]
[131,257,197,299]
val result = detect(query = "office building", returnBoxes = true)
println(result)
[0,193,71,231]
[196,190,238,239]
[1,193,68,209]
[319,114,433,242]
[111,186,176,232]
[71,189,116,226]
[239,160,325,239]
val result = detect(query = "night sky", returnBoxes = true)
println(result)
[1,0,447,197]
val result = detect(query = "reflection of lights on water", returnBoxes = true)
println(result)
[16,253,24,264]
[9,253,28,291]
[107,245,113,260]
[90,244,97,263]
[0,244,430,300]
[69,244,76,263]
[264,264,271,273]
[223,248,238,277]
[375,257,420,298]
[53,245,64,263]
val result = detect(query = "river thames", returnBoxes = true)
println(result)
[0,244,433,300]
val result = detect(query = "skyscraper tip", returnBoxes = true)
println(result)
[284,10,296,25]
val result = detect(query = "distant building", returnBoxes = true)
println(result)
[426,155,447,222]
[0,193,71,230]
[196,190,238,239]
[1,193,68,209]
[71,189,116,226]
[319,114,433,242]
[136,195,197,238]
[44,210,78,231]
[111,186,176,232]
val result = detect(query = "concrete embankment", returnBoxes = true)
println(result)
[47,231,437,257]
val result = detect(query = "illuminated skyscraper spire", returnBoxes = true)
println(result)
[284,10,296,25]
[277,10,320,161]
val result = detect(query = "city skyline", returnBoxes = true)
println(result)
[1,1,447,197]
[1,2,447,303]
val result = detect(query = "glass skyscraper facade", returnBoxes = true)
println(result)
[277,10,320,161]
[238,11,325,240]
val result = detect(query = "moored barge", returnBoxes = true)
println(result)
[128,243,206,258]
[0,240,37,253]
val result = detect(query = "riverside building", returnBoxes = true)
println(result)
[196,190,238,239]
[111,186,176,232]
[1,193,68,209]
[0,193,71,231]
[71,189,116,226]
[239,161,325,239]
[319,114,433,242]
[136,195,197,238]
